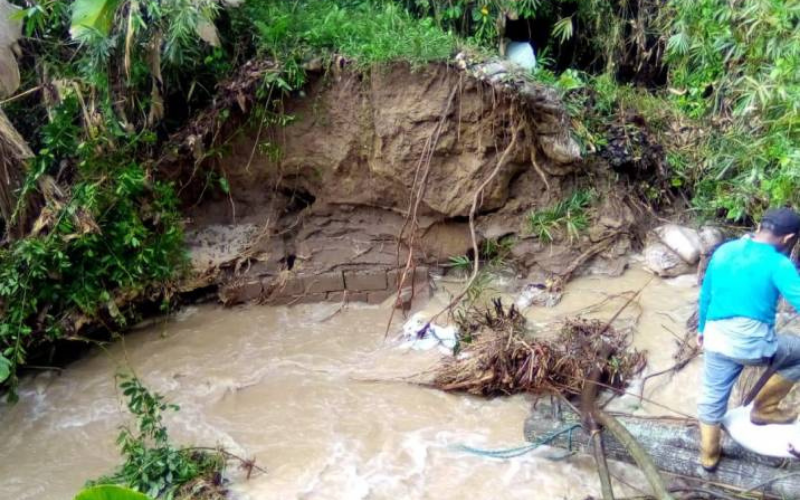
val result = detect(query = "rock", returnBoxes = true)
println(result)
[477,62,508,78]
[480,220,517,240]
[420,222,478,261]
[303,272,345,293]
[539,134,581,164]
[644,240,694,277]
[218,279,263,305]
[515,283,562,309]
[344,270,388,292]
[699,226,724,254]
[653,224,703,265]
[585,256,628,277]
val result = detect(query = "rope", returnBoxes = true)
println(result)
[453,423,582,460]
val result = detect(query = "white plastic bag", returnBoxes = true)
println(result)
[506,42,536,71]
[723,404,800,458]
[400,313,459,355]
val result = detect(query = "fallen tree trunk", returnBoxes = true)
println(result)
[524,402,800,499]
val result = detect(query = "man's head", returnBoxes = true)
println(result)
[757,208,800,254]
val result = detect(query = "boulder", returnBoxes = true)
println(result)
[644,240,694,277]
[653,224,703,265]
[539,134,581,165]
[699,226,724,254]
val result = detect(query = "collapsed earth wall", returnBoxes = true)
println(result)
[180,60,645,306]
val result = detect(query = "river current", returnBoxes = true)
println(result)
[0,266,700,499]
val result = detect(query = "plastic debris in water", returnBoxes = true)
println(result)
[506,42,536,71]
[515,282,562,309]
[399,312,459,355]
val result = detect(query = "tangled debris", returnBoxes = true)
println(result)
[434,299,646,396]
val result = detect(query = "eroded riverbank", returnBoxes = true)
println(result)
[0,265,699,499]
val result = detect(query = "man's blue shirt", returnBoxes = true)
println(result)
[699,237,800,337]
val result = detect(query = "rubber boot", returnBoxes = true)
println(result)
[750,373,799,426]
[699,423,721,472]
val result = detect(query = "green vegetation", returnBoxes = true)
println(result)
[248,1,458,67]
[527,190,593,243]
[664,0,800,220]
[0,98,186,398]
[448,237,514,273]
[448,254,473,272]
[0,0,228,397]
[90,374,225,499]
[75,485,153,500]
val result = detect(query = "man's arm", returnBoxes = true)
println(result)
[698,262,713,338]
[773,257,800,312]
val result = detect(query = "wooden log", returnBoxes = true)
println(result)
[524,402,800,498]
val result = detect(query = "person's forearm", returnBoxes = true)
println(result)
[698,273,712,334]
[775,259,800,313]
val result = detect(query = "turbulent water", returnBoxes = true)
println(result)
[0,266,700,499]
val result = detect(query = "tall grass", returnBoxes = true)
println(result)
[246,0,459,70]
[527,190,593,243]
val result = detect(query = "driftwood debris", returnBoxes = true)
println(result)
[432,300,645,396]
[524,403,800,498]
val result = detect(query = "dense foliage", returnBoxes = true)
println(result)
[664,0,800,220]
[0,0,237,397]
[242,0,459,90]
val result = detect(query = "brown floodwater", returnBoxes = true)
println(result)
[0,265,700,499]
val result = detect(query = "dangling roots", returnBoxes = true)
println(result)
[433,299,646,396]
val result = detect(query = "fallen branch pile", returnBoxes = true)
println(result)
[433,299,646,396]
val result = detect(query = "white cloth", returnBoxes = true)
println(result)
[723,404,800,458]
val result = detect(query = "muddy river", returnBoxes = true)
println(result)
[0,266,701,499]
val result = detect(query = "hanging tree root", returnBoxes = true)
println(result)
[384,82,461,337]
[416,115,524,332]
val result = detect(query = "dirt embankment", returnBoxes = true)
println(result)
[178,61,650,307]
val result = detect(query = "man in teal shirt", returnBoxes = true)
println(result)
[698,208,800,472]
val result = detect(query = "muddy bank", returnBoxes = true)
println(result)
[174,61,653,308]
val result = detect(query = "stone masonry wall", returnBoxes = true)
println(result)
[219,267,430,307]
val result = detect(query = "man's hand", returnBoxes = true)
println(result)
[696,334,704,349]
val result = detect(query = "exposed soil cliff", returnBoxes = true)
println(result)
[177,60,649,306]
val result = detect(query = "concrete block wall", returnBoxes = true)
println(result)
[220,267,429,307]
